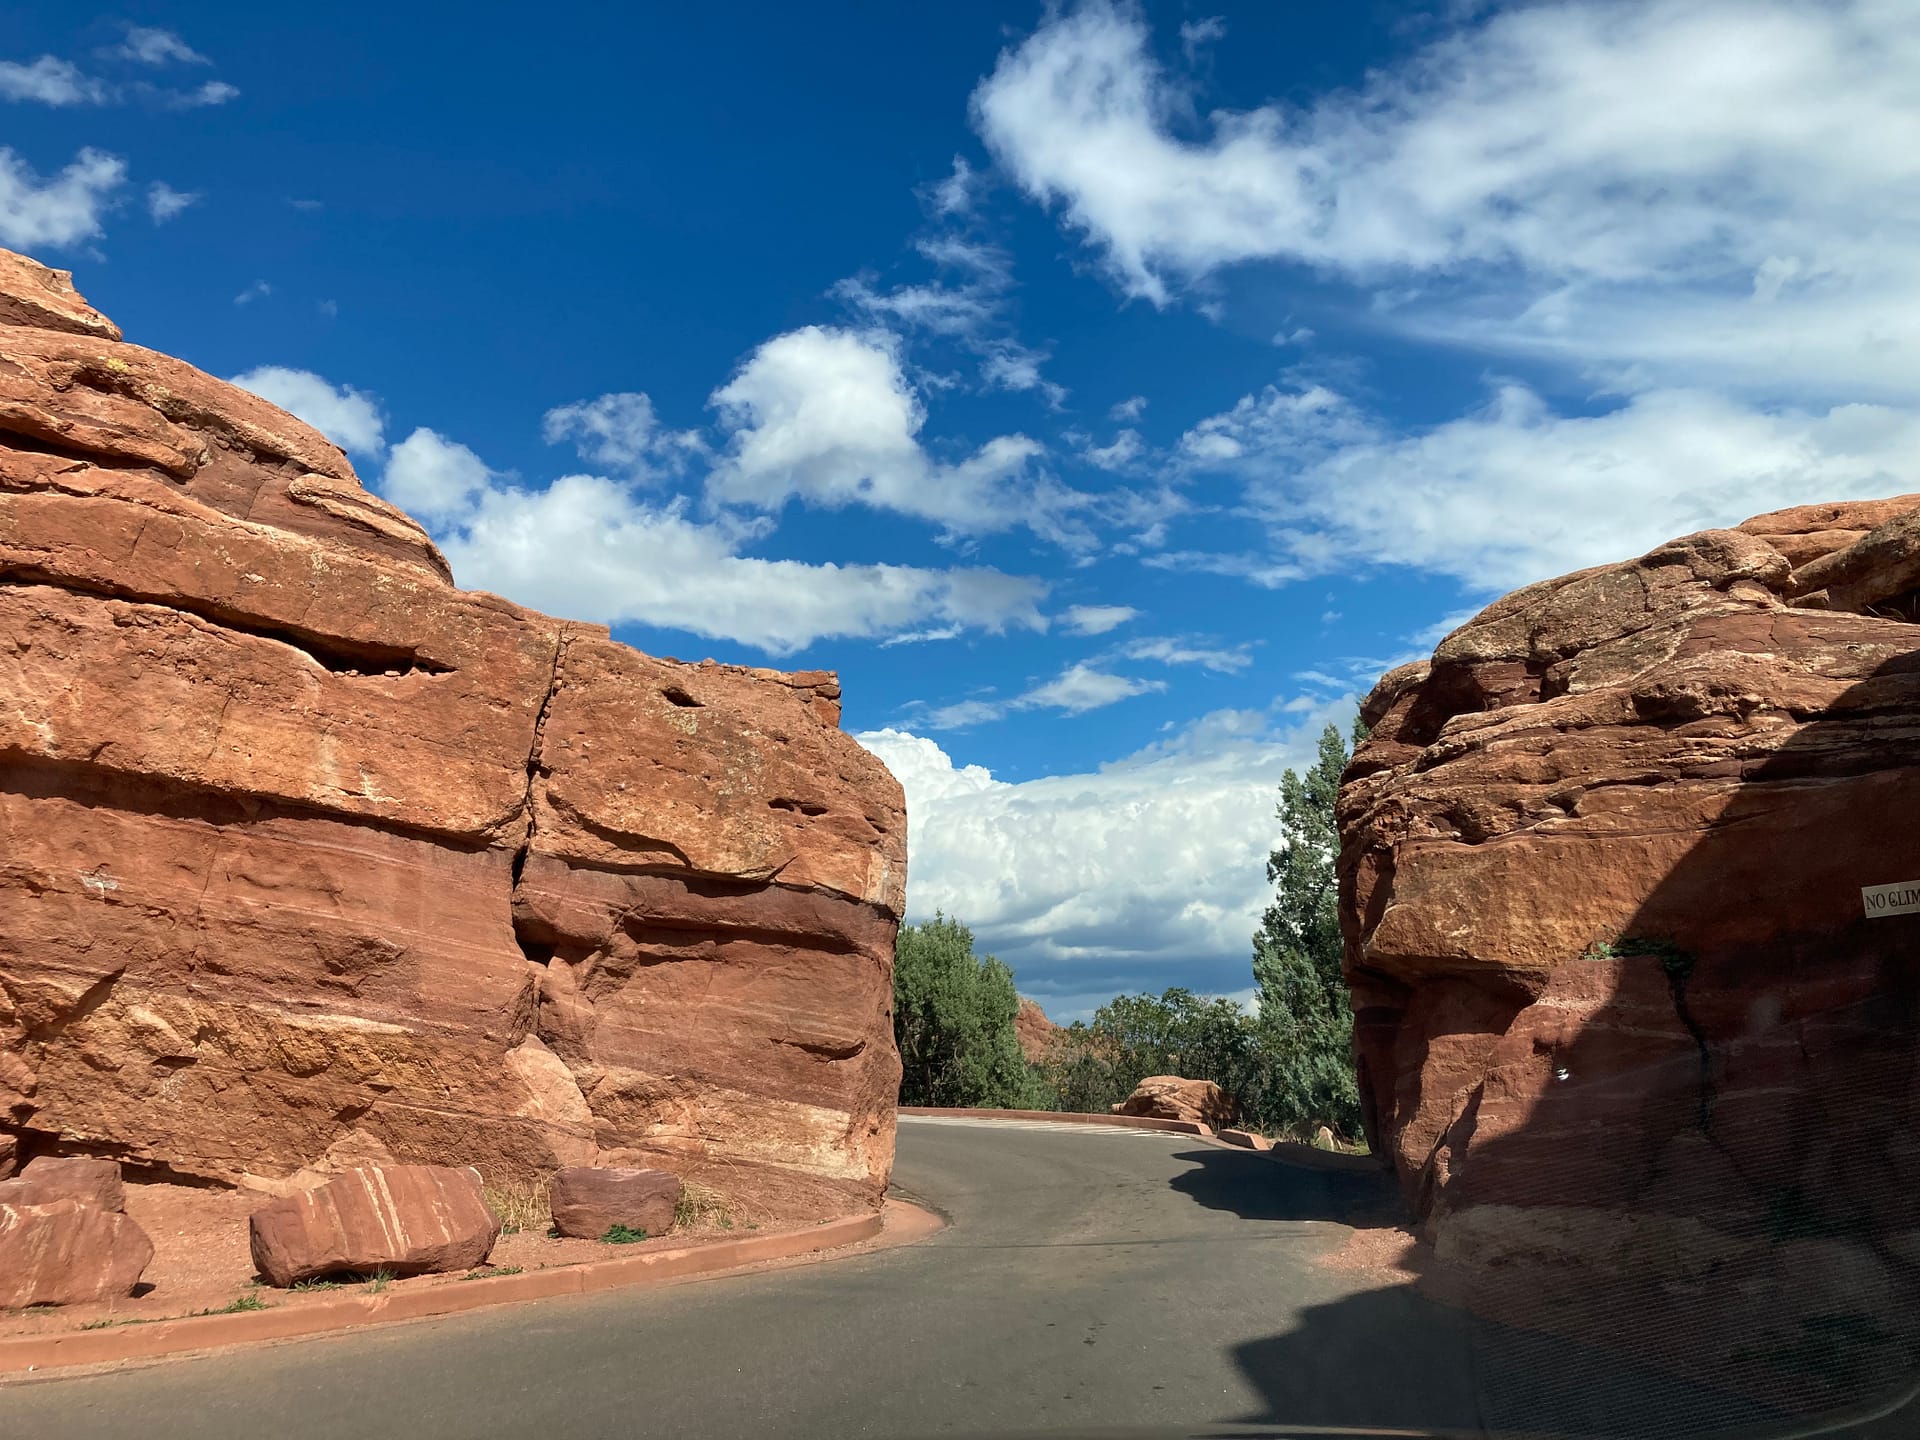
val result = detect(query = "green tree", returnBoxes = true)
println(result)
[894,914,1048,1108]
[1251,721,1364,1138]
[1039,987,1259,1120]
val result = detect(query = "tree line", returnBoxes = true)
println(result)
[892,722,1364,1140]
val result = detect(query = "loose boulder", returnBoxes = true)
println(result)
[0,246,904,1221]
[0,1156,125,1212]
[549,1166,682,1240]
[0,1199,153,1307]
[248,1164,500,1287]
[1110,1076,1237,1127]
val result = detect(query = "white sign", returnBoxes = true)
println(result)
[1862,881,1920,918]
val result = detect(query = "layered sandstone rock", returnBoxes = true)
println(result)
[1111,1075,1237,1127]
[0,249,905,1220]
[0,1156,124,1212]
[0,1199,153,1307]
[249,1164,498,1285]
[548,1165,681,1240]
[1341,496,1920,1408]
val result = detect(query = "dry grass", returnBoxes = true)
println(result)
[483,1177,552,1236]
[673,1180,735,1232]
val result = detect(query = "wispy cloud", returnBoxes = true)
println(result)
[146,181,198,223]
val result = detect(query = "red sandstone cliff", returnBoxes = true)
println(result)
[1339,496,1920,1406]
[0,249,905,1218]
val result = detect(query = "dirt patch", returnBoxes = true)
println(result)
[0,1180,796,1341]
[1318,1223,1425,1288]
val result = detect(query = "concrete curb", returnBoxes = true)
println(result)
[0,1205,922,1377]
[899,1107,1385,1174]
[898,1106,1214,1137]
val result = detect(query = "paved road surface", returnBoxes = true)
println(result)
[1,1118,1797,1438]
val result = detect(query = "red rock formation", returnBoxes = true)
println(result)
[1013,997,1063,1064]
[249,1164,498,1285]
[1341,497,1920,1406]
[0,249,905,1220]
[1110,1075,1237,1126]
[0,1156,124,1212]
[548,1165,681,1240]
[0,1199,153,1307]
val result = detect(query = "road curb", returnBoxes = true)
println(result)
[0,1203,932,1378]
[898,1106,1214,1136]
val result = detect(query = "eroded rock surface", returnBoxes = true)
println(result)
[249,1164,498,1286]
[1014,998,1063,1064]
[1111,1075,1237,1127]
[0,1156,124,1212]
[1340,495,1920,1408]
[0,1198,152,1307]
[0,248,904,1221]
[548,1165,681,1240]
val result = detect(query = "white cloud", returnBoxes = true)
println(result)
[1119,636,1253,672]
[541,392,703,478]
[857,708,1341,1009]
[1062,603,1138,635]
[929,155,980,217]
[973,0,1920,419]
[113,27,210,67]
[0,146,125,249]
[426,464,1049,655]
[0,57,110,105]
[382,428,490,522]
[1083,428,1144,471]
[146,181,197,223]
[924,660,1163,728]
[229,366,386,457]
[1109,395,1147,421]
[232,280,271,306]
[1178,16,1226,63]
[1178,380,1920,592]
[707,325,1086,544]
[167,79,239,108]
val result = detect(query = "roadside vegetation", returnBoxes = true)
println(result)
[893,723,1366,1142]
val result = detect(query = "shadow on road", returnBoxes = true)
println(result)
[1164,1146,1398,1225]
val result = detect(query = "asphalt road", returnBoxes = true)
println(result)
[0,1117,1805,1439]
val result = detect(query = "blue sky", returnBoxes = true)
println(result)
[5,2,1917,1017]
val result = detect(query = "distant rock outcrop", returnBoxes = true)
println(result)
[1014,997,1064,1064]
[0,249,905,1221]
[1340,495,1920,1405]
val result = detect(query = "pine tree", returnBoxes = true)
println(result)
[1251,721,1363,1138]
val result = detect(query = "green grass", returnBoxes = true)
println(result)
[365,1269,395,1294]
[194,1293,268,1317]
[600,1223,649,1244]
[289,1276,346,1292]
[459,1264,525,1280]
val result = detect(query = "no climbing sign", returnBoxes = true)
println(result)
[1862,881,1920,918]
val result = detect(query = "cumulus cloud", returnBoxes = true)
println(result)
[1174,381,1920,592]
[420,458,1050,655]
[146,181,198,223]
[542,392,704,478]
[1109,395,1147,421]
[707,324,1088,544]
[1062,603,1138,635]
[858,708,1341,1012]
[0,146,125,250]
[924,660,1163,728]
[0,57,110,106]
[229,366,387,457]
[382,428,489,521]
[975,0,1920,358]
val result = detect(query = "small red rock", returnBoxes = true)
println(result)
[1111,1076,1239,1127]
[248,1164,500,1287]
[0,1198,153,1307]
[0,1133,15,1179]
[0,1156,126,1212]
[549,1166,682,1240]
